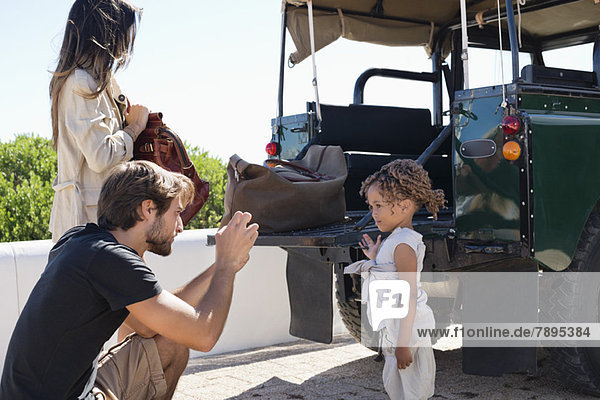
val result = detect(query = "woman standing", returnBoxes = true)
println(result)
[49,0,149,242]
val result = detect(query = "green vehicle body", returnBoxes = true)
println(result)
[454,86,600,271]
[529,106,600,270]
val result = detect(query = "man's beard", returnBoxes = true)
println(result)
[146,215,173,256]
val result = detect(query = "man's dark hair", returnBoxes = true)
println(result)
[97,160,194,230]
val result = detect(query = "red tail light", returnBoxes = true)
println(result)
[501,116,521,135]
[265,141,280,156]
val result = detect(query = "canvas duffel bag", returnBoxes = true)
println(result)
[220,145,347,233]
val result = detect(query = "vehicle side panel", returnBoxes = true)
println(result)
[454,93,521,242]
[526,109,600,270]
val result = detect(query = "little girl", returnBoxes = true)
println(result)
[345,159,445,400]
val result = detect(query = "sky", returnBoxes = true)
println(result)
[0,1,593,165]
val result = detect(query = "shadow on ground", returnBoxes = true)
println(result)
[222,348,598,400]
[185,336,358,375]
[224,356,386,400]
[177,336,599,400]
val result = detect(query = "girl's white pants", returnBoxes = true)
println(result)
[381,330,435,400]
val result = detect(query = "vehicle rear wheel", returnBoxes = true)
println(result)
[546,212,600,396]
[335,272,379,349]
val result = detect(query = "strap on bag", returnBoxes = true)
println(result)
[265,159,334,182]
[230,154,253,182]
[231,150,334,183]
[269,145,334,182]
[157,127,192,168]
[231,146,337,183]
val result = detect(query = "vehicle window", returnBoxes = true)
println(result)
[465,48,532,88]
[361,76,434,110]
[542,43,594,72]
[283,39,437,119]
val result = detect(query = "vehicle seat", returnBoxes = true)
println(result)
[309,103,453,211]
[522,33,600,89]
[520,65,598,89]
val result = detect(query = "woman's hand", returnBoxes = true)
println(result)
[395,346,413,369]
[359,233,381,260]
[124,104,149,140]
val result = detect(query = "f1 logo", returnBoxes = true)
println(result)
[368,280,410,329]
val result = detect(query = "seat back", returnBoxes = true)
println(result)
[308,104,452,211]
[521,65,598,89]
[344,153,453,211]
[314,104,439,154]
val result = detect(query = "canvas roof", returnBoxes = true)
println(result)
[285,0,600,64]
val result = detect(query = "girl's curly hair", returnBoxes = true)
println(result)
[360,159,446,219]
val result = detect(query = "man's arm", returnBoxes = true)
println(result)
[170,263,218,305]
[121,264,217,338]
[126,212,258,351]
[126,266,236,351]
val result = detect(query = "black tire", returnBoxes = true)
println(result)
[546,212,600,396]
[335,272,379,349]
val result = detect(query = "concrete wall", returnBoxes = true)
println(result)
[0,229,347,376]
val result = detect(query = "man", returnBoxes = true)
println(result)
[0,160,258,400]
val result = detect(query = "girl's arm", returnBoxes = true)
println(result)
[393,243,418,369]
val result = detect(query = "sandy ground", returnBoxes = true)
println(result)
[172,333,597,400]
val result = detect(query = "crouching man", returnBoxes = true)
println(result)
[0,160,258,400]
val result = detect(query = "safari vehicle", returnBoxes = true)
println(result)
[213,0,600,394]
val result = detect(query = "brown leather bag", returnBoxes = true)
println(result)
[221,145,347,233]
[133,112,209,225]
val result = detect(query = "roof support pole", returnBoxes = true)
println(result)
[277,4,288,119]
[504,0,520,83]
[459,0,470,89]
[307,0,323,124]
[432,48,443,126]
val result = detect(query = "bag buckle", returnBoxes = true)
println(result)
[140,143,154,153]
[233,159,243,182]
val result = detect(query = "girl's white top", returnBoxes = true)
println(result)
[49,69,133,242]
[345,227,435,347]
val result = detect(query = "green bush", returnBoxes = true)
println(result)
[186,145,227,229]
[0,134,57,242]
[0,134,227,242]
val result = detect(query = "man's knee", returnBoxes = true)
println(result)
[154,335,189,371]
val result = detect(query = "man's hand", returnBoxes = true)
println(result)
[215,211,259,272]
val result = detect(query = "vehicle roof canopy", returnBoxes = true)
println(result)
[285,0,600,64]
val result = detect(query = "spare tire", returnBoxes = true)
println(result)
[335,272,379,349]
[545,212,600,396]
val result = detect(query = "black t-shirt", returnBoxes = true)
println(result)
[0,224,162,400]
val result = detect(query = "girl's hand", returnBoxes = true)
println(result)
[124,104,150,140]
[359,234,381,260]
[395,347,413,369]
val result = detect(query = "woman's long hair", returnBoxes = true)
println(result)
[50,0,141,149]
